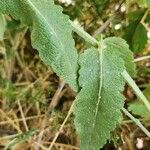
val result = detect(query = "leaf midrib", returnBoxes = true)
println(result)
[88,43,104,148]
[26,0,64,50]
[93,43,103,127]
[24,0,77,87]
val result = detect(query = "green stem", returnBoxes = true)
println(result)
[122,108,150,138]
[69,20,99,46]
[121,70,150,113]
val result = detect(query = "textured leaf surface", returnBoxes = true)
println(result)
[0,14,6,41]
[104,38,136,76]
[74,37,135,150]
[0,0,78,91]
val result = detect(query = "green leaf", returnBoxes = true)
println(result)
[127,10,144,22]
[74,37,135,150]
[0,0,78,91]
[104,38,136,77]
[124,21,138,49]
[124,22,148,52]
[128,85,150,119]
[0,14,6,41]
[132,23,148,52]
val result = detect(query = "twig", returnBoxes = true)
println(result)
[16,52,37,80]
[0,133,20,141]
[35,79,66,150]
[34,142,48,150]
[0,114,45,125]
[35,130,45,150]
[43,141,79,150]
[93,15,115,38]
[0,109,22,133]
[134,55,150,62]
[48,80,65,111]
[93,0,124,37]
[48,102,74,150]
[17,100,29,131]
[122,108,150,138]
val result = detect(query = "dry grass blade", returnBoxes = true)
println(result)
[48,102,74,150]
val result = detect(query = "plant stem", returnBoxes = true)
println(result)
[121,70,150,113]
[122,108,150,138]
[69,20,99,46]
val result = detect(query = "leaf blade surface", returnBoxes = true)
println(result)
[0,0,79,91]
[74,37,135,150]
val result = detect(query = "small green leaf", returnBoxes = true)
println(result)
[124,22,148,52]
[132,23,148,52]
[0,14,6,41]
[127,10,144,22]
[124,21,138,49]
[0,0,79,91]
[74,37,135,150]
